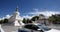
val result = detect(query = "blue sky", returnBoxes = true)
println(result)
[0,0,60,19]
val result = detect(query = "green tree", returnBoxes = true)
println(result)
[22,18,32,24]
[31,16,39,21]
[26,19,32,23]
[0,20,4,24]
[22,18,27,24]
[48,15,60,24]
[3,18,8,23]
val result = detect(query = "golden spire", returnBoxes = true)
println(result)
[16,6,18,11]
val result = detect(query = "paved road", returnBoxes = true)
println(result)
[2,25,40,32]
[1,24,60,32]
[47,24,60,30]
[2,25,18,32]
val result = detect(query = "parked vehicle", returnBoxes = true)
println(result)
[37,24,60,32]
[24,24,44,32]
[37,24,51,31]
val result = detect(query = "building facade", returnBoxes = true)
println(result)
[35,14,49,25]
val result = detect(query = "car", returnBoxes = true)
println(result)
[37,24,51,31]
[24,24,44,32]
[37,24,60,32]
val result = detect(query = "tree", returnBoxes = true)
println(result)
[31,16,39,21]
[0,20,4,24]
[3,18,8,23]
[48,15,60,24]
[0,18,8,24]
[22,18,27,24]
[26,19,32,23]
[22,18,32,24]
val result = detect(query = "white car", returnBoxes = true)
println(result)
[37,24,60,32]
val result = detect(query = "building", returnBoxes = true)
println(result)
[35,14,49,25]
[8,6,24,26]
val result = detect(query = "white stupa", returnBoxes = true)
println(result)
[8,6,24,26]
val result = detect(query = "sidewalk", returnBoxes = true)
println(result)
[47,24,60,30]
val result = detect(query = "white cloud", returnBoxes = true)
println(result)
[22,15,33,19]
[0,18,1,20]
[20,15,36,20]
[21,8,60,20]
[5,14,11,19]
[28,8,60,17]
[0,17,5,20]
[0,14,32,20]
[0,14,11,20]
